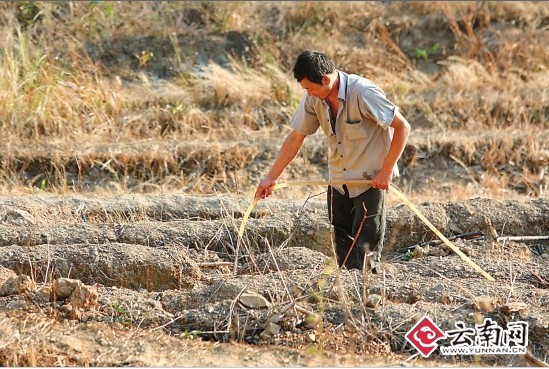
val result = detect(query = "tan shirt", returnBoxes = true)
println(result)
[290,70,399,197]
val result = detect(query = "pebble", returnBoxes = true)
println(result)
[239,292,271,309]
[261,322,280,337]
[501,302,528,315]
[430,284,445,293]
[365,294,382,308]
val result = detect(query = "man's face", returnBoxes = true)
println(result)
[299,77,330,99]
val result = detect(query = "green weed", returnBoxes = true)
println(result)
[415,43,440,61]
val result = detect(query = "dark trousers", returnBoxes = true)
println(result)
[327,185,386,272]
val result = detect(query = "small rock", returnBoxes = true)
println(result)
[365,294,382,308]
[0,267,17,286]
[70,282,98,309]
[36,285,53,303]
[430,284,445,294]
[260,322,280,338]
[501,302,528,315]
[0,275,35,296]
[58,303,74,314]
[81,312,95,323]
[52,278,98,308]
[6,299,25,310]
[308,333,316,342]
[239,292,271,309]
[53,278,80,299]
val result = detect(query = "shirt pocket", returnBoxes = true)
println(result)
[344,121,369,140]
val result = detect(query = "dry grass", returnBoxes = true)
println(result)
[0,1,546,200]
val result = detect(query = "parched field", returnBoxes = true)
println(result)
[0,1,547,367]
[0,194,547,366]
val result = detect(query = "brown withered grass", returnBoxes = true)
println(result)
[0,1,547,200]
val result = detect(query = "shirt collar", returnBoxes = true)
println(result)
[337,70,348,101]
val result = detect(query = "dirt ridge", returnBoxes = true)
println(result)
[0,196,547,367]
[0,196,546,252]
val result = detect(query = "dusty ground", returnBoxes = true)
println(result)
[0,194,547,367]
[0,2,547,367]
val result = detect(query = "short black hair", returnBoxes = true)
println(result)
[293,50,335,84]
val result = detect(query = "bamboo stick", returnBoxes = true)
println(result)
[238,180,495,281]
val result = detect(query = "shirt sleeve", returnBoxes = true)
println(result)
[357,83,397,129]
[290,94,320,135]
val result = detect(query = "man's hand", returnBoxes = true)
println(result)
[373,111,410,191]
[254,130,306,199]
[371,169,392,190]
[255,178,277,199]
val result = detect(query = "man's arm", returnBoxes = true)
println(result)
[255,130,307,199]
[372,110,411,190]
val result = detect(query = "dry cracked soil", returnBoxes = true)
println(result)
[0,194,547,367]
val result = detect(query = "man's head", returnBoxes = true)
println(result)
[293,50,337,99]
[293,50,335,83]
